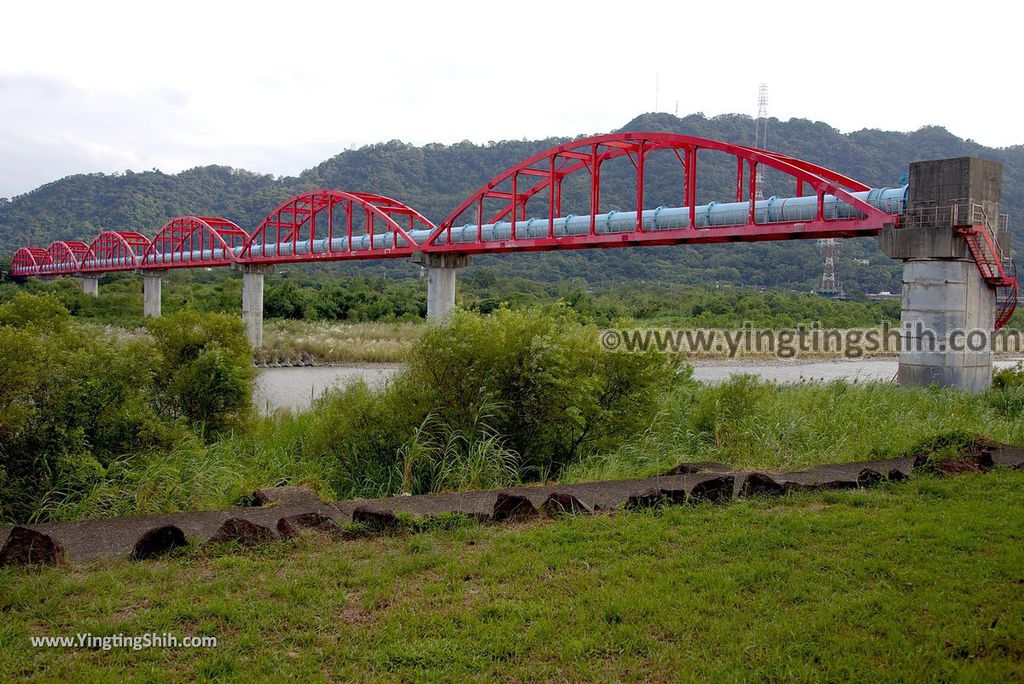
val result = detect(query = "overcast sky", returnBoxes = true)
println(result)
[0,0,1019,199]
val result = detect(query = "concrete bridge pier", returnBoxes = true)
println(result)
[413,252,473,321]
[879,157,1006,392]
[236,263,275,348]
[81,275,100,297]
[139,270,165,318]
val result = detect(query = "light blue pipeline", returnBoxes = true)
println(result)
[64,186,907,272]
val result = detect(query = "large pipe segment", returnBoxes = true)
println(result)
[432,187,907,246]
[23,186,907,273]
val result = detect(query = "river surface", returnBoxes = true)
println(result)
[254,358,1024,414]
[253,364,403,414]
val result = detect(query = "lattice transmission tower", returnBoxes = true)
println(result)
[754,83,768,199]
[817,238,843,296]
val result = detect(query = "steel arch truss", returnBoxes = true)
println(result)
[423,132,897,254]
[143,217,249,269]
[239,190,434,264]
[11,248,48,277]
[81,231,152,273]
[39,240,90,275]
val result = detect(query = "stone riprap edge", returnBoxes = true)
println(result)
[2,439,1022,567]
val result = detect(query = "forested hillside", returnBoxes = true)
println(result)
[2,113,1021,292]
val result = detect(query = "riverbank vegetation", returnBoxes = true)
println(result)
[3,269,1021,365]
[0,268,909,328]
[2,292,1023,525]
[0,269,915,366]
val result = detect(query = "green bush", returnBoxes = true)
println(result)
[168,343,254,434]
[147,310,254,435]
[0,294,176,522]
[294,308,677,497]
[265,282,314,320]
[0,291,70,331]
[0,296,259,522]
[404,308,679,477]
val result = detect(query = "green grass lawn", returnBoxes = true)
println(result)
[2,471,1023,681]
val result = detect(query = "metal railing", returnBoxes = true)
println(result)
[903,199,1009,236]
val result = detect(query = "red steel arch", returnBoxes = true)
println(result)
[40,240,90,275]
[10,247,48,277]
[737,146,872,193]
[142,217,249,269]
[80,231,151,273]
[238,190,433,264]
[423,132,897,254]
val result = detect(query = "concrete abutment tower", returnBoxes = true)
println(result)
[879,157,1009,392]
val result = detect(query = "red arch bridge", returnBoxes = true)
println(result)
[9,133,1017,390]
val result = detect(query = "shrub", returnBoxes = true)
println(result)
[265,282,314,320]
[404,308,679,478]
[168,343,254,434]
[147,310,254,435]
[0,294,175,522]
[0,298,261,522]
[0,291,70,331]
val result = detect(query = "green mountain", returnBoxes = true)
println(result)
[2,112,1021,293]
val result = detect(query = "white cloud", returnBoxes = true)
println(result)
[0,0,1021,198]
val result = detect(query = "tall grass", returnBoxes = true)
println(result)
[256,320,423,365]
[35,416,336,522]
[399,407,522,494]
[563,376,1024,482]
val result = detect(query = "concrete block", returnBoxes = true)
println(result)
[882,157,1006,264]
[879,226,970,260]
[908,157,1002,213]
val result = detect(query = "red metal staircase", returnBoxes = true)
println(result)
[953,204,1018,329]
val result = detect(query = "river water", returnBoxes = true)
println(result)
[253,364,403,414]
[254,358,1024,414]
